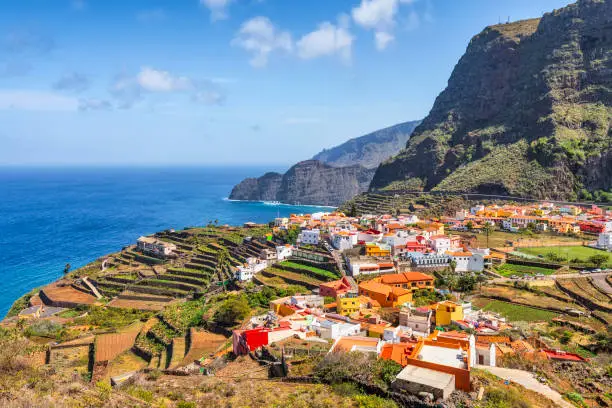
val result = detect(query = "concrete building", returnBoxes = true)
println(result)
[276,245,294,261]
[298,229,320,245]
[316,319,361,340]
[236,257,268,281]
[136,236,177,258]
[597,232,612,249]
[399,307,432,335]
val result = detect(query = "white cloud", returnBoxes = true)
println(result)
[110,67,225,108]
[352,0,399,29]
[136,67,192,92]
[232,17,292,68]
[0,90,77,111]
[297,22,354,63]
[374,31,394,50]
[351,0,417,51]
[200,0,232,21]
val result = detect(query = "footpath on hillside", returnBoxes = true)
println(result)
[475,365,572,408]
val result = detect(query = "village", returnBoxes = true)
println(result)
[2,200,611,407]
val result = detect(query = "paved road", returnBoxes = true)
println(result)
[590,274,612,295]
[475,366,572,408]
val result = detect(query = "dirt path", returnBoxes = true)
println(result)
[476,366,572,408]
[590,274,612,295]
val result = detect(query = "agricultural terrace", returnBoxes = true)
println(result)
[452,230,581,249]
[475,283,585,314]
[277,261,340,280]
[472,299,558,322]
[517,246,611,267]
[494,263,558,277]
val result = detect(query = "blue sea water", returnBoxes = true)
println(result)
[0,166,332,317]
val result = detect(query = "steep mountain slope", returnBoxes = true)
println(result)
[229,161,375,206]
[312,120,420,169]
[371,0,612,200]
[229,120,419,206]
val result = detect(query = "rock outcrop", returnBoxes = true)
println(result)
[370,0,612,201]
[229,120,419,206]
[229,161,375,206]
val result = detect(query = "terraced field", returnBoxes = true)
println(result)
[495,263,558,277]
[477,284,585,313]
[260,268,324,290]
[556,278,612,311]
[277,261,340,280]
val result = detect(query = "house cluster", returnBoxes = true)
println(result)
[450,202,612,236]
[231,272,587,400]
[277,211,493,276]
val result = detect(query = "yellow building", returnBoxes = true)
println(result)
[434,301,464,326]
[337,293,361,316]
[365,242,391,257]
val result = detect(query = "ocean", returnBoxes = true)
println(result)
[0,166,332,317]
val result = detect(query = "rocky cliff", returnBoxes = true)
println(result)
[229,161,375,206]
[229,120,419,206]
[371,0,612,201]
[312,120,420,169]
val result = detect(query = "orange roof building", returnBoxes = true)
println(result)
[375,272,435,292]
[358,280,412,308]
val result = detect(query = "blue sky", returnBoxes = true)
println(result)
[0,0,572,166]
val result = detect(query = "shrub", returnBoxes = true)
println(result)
[146,369,162,381]
[213,296,251,326]
[177,402,196,408]
[482,387,529,408]
[353,395,397,408]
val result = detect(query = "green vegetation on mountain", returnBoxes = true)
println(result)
[370,0,612,200]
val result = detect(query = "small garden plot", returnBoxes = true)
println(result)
[495,263,557,277]
[159,301,205,334]
[478,300,557,322]
[71,306,153,330]
[279,261,339,280]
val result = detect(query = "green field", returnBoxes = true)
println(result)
[479,300,557,322]
[279,261,339,280]
[494,263,558,277]
[517,246,611,266]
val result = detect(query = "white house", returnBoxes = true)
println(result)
[467,248,490,272]
[298,229,320,245]
[316,319,361,340]
[429,235,451,254]
[276,245,294,261]
[137,236,177,258]
[236,257,268,281]
[597,232,612,250]
[475,343,496,367]
[332,231,356,251]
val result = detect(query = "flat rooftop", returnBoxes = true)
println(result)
[418,344,467,369]
[396,365,455,389]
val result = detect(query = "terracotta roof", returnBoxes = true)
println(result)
[379,272,434,285]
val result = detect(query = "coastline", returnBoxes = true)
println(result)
[223,197,338,209]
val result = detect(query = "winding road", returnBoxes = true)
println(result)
[475,366,572,408]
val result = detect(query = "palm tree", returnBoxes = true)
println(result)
[449,260,457,274]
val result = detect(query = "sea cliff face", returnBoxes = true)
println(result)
[229,160,375,206]
[370,0,612,200]
[229,120,419,206]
